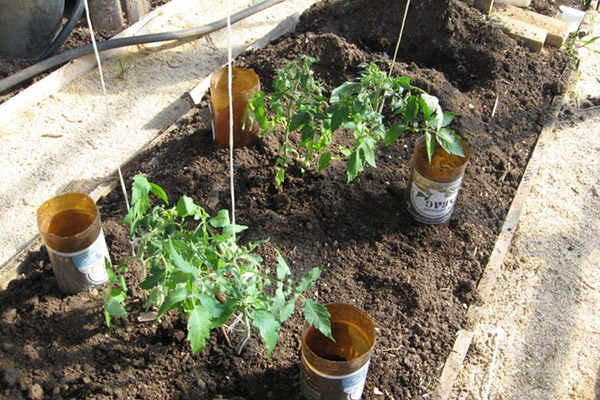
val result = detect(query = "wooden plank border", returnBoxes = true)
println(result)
[435,3,596,396]
[434,96,562,399]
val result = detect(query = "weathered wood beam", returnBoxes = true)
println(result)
[495,4,571,47]
[493,13,548,52]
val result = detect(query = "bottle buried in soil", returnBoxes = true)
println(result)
[406,136,470,225]
[37,193,109,294]
[300,304,376,400]
[209,66,260,148]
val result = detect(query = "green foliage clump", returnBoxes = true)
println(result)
[104,174,332,356]
[247,57,465,185]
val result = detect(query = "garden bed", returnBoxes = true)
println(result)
[0,0,575,399]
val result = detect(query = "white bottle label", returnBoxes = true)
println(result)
[301,358,370,400]
[408,168,463,224]
[52,229,110,285]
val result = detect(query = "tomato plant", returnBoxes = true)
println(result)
[104,175,332,356]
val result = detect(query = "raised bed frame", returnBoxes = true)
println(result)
[0,0,587,397]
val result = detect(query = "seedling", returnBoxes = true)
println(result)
[118,58,131,80]
[248,56,464,185]
[104,174,332,356]
[327,62,464,182]
[246,55,331,187]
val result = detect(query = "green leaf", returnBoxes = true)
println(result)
[403,96,419,123]
[187,305,212,355]
[275,168,285,188]
[149,182,169,205]
[250,310,281,357]
[302,298,333,340]
[157,288,188,318]
[386,123,406,145]
[297,267,323,293]
[442,111,455,127]
[331,81,360,103]
[139,268,165,290]
[197,294,230,319]
[176,196,200,217]
[280,295,298,322]
[290,110,309,132]
[329,104,349,132]
[146,287,163,310]
[425,132,435,163]
[130,174,151,209]
[248,92,269,132]
[109,288,127,302]
[105,259,116,282]
[426,111,443,132]
[209,210,230,228]
[275,249,291,280]
[167,241,199,279]
[317,152,332,173]
[360,137,377,168]
[346,150,363,183]
[104,295,128,319]
[222,223,248,239]
[271,286,286,314]
[437,128,464,157]
[339,146,352,157]
[420,93,439,121]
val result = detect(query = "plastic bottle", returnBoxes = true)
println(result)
[37,193,110,294]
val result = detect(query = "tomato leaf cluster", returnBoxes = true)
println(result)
[104,175,332,356]
[247,57,464,185]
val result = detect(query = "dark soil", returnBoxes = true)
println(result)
[0,0,575,399]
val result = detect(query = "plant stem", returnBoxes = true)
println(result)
[236,311,252,355]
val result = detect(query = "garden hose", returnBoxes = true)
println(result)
[0,0,286,94]
[38,0,86,61]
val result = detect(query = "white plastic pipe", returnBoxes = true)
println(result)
[557,6,586,34]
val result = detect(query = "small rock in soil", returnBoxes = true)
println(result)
[2,367,23,387]
[1,308,17,323]
[28,383,44,400]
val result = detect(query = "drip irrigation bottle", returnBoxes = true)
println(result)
[406,136,470,225]
[300,303,376,400]
[37,193,110,294]
[209,66,260,147]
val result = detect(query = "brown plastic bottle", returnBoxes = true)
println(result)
[406,136,470,225]
[209,66,260,148]
[37,193,110,294]
[300,304,376,400]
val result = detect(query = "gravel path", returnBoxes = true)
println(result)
[451,9,600,400]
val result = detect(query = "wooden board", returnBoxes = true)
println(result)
[474,0,494,15]
[434,81,569,400]
[493,13,547,52]
[494,4,571,47]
